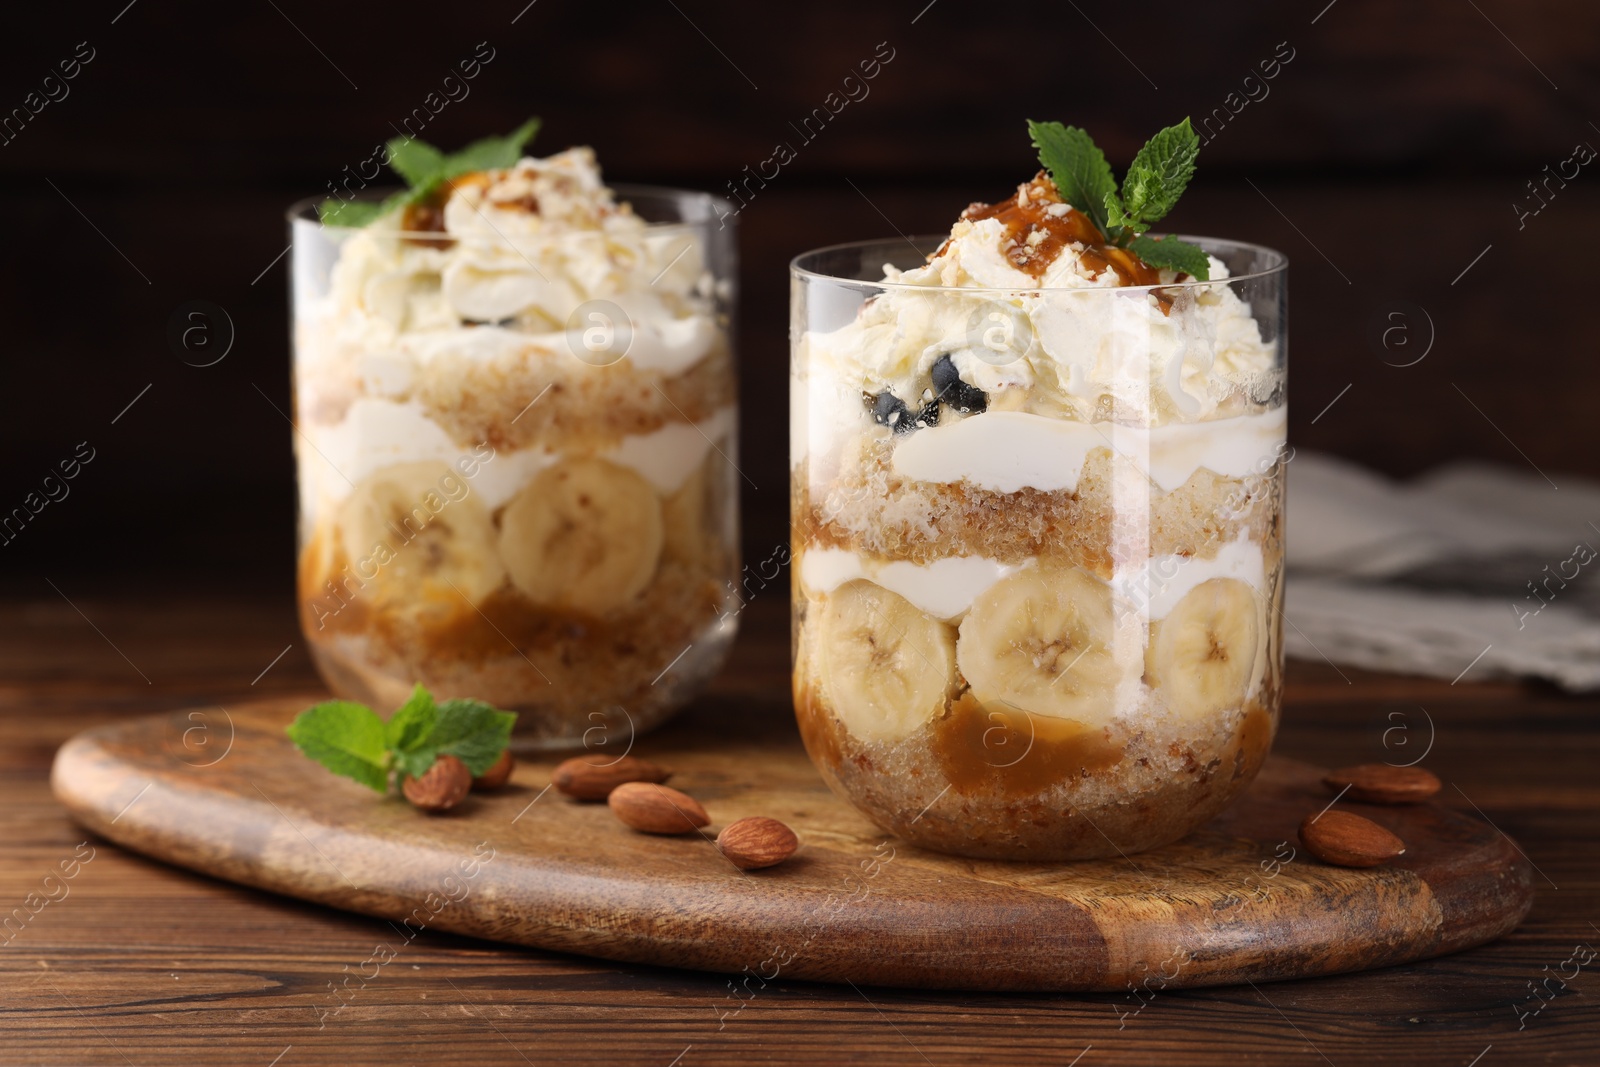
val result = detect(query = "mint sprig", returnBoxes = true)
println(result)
[1027,121,1119,242]
[1028,117,1210,281]
[318,117,542,228]
[284,700,390,791]
[287,684,517,791]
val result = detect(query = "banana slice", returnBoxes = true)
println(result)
[661,461,707,564]
[498,457,664,614]
[957,566,1124,724]
[814,580,956,743]
[1146,577,1262,720]
[338,461,506,613]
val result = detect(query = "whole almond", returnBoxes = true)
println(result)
[1323,763,1441,805]
[554,755,671,801]
[1299,809,1406,868]
[403,754,472,813]
[717,817,799,870]
[471,749,515,792]
[608,782,709,835]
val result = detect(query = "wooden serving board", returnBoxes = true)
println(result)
[51,696,1533,992]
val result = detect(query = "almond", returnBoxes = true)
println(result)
[554,755,671,801]
[717,817,799,870]
[471,749,515,792]
[1323,763,1440,804]
[608,782,709,835]
[403,754,472,812]
[1299,809,1406,868]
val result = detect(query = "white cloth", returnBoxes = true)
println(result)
[1284,453,1600,689]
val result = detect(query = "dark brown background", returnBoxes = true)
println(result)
[0,0,1594,589]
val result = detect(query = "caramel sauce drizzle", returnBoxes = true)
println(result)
[946,172,1178,312]
[399,171,501,248]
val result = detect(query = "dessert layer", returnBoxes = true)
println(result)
[797,529,1267,624]
[797,549,1022,622]
[799,444,1283,573]
[888,406,1285,494]
[794,536,1283,731]
[297,394,735,524]
[305,558,734,719]
[795,680,1278,861]
[297,320,735,448]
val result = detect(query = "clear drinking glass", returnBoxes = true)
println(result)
[790,236,1287,860]
[288,184,739,747]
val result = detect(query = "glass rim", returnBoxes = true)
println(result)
[789,234,1287,294]
[285,182,737,239]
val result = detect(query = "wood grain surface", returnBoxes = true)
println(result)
[2,592,1597,1065]
[49,696,1534,994]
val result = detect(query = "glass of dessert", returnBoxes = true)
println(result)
[790,120,1287,860]
[288,122,739,747]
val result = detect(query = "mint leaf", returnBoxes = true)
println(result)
[439,117,541,181]
[387,684,441,779]
[286,701,390,792]
[385,684,438,755]
[1029,120,1120,239]
[1105,193,1136,234]
[427,699,517,776]
[318,196,398,228]
[392,748,437,780]
[387,137,447,188]
[1128,234,1211,281]
[315,119,540,229]
[1120,118,1200,229]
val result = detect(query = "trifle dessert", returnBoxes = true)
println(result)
[790,120,1287,859]
[288,123,739,745]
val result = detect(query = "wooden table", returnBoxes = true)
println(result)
[2,589,1596,1066]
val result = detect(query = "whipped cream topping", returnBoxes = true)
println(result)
[297,147,720,379]
[793,173,1283,478]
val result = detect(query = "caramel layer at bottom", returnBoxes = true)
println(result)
[795,681,1278,861]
